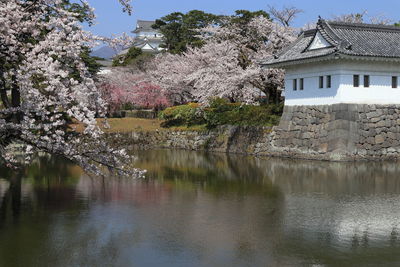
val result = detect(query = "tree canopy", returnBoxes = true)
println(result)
[152,10,222,54]
[0,0,143,177]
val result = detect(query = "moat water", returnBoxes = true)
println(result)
[1,150,400,266]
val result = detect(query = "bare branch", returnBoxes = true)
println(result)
[332,11,367,23]
[332,11,392,25]
[268,5,303,27]
[370,14,392,25]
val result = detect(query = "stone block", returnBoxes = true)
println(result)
[387,132,397,140]
[382,141,392,148]
[370,117,382,123]
[366,112,379,119]
[376,121,386,128]
[375,135,385,144]
[366,137,375,144]
[368,129,377,136]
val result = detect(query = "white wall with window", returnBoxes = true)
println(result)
[283,60,400,106]
[137,31,163,38]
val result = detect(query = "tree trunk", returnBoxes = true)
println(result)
[0,77,10,109]
[0,69,10,109]
[11,77,21,123]
[0,88,10,109]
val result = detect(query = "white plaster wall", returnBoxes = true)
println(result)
[284,61,341,105]
[138,31,162,38]
[284,60,400,106]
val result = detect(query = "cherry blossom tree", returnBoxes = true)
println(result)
[133,82,170,110]
[0,0,144,177]
[98,69,170,112]
[150,16,295,104]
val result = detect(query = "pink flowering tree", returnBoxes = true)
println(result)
[0,0,145,177]
[133,82,170,111]
[98,69,170,112]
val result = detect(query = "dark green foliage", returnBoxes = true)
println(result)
[112,47,154,69]
[230,10,270,25]
[153,10,222,54]
[81,47,102,76]
[113,47,143,67]
[68,47,102,81]
[159,98,283,128]
[152,9,271,55]
[128,53,155,71]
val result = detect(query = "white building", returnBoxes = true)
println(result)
[131,20,164,53]
[263,19,400,106]
[117,20,164,58]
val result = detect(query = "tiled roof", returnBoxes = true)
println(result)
[263,19,400,67]
[132,20,157,33]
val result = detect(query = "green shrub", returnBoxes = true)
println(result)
[159,103,205,127]
[159,99,283,128]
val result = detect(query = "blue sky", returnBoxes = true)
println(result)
[85,0,400,37]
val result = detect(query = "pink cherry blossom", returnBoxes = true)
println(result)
[98,69,171,111]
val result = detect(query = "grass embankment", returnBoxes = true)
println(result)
[72,98,283,133]
[160,98,283,129]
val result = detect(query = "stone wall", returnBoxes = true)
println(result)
[111,104,400,161]
[108,125,270,155]
[267,104,400,161]
[356,105,400,159]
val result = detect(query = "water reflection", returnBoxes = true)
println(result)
[0,150,400,266]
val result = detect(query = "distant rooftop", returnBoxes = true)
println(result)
[132,20,157,33]
[263,18,400,67]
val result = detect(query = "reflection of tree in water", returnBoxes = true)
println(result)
[136,149,283,198]
[131,150,289,266]
[2,150,400,266]
[0,156,88,266]
[0,155,83,227]
[137,151,400,265]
